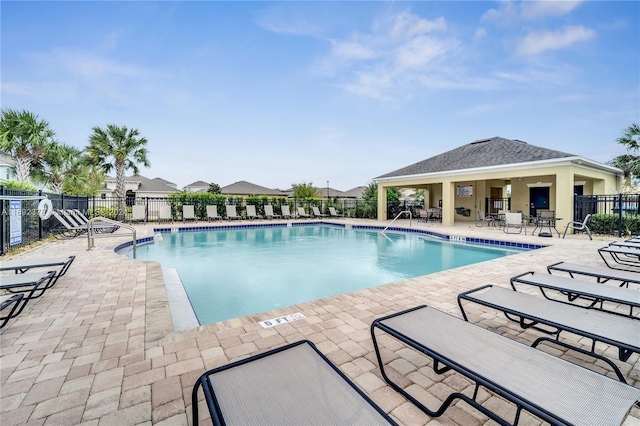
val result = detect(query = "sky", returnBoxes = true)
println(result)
[2,1,639,192]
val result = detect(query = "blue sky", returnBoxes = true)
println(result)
[2,1,638,191]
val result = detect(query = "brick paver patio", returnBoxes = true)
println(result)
[1,219,638,425]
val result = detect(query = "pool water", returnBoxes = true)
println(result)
[131,225,522,325]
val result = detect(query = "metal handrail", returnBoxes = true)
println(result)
[87,216,137,256]
[381,210,412,235]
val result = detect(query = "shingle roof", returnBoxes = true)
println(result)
[341,186,366,198]
[220,181,286,196]
[104,175,179,193]
[376,137,575,179]
[184,180,209,188]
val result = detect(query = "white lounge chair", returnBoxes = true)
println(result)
[226,205,242,220]
[206,205,222,222]
[158,205,173,223]
[246,205,262,220]
[311,206,327,218]
[183,205,198,223]
[297,207,311,219]
[264,205,281,219]
[280,205,293,219]
[329,207,344,218]
[130,205,146,224]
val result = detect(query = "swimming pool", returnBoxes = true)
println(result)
[130,225,526,325]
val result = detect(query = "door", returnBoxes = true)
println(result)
[529,187,550,217]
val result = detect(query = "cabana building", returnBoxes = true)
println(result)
[374,137,622,226]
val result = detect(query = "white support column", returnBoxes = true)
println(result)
[377,185,387,221]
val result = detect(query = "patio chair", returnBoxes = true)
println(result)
[329,207,344,218]
[547,261,640,288]
[427,207,442,222]
[206,205,222,222]
[371,305,640,425]
[458,285,640,383]
[157,205,173,223]
[183,205,198,223]
[510,271,640,318]
[0,271,57,329]
[280,205,293,219]
[311,206,327,218]
[192,340,396,426]
[297,207,311,219]
[225,205,242,220]
[599,245,640,270]
[475,211,495,227]
[264,205,281,219]
[245,205,262,220]
[51,211,117,239]
[129,205,146,224]
[562,214,592,240]
[502,212,526,235]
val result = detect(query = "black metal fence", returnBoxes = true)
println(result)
[574,194,640,237]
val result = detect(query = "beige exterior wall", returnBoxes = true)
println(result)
[376,161,620,227]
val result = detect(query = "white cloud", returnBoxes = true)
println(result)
[390,12,447,38]
[331,40,376,60]
[516,25,596,56]
[474,27,487,41]
[458,103,499,116]
[483,0,583,24]
[395,36,456,70]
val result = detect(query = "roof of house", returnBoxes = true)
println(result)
[376,137,575,179]
[184,180,209,188]
[341,186,366,198]
[104,175,179,193]
[220,180,286,196]
[0,154,16,166]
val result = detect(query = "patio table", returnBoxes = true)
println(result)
[533,216,563,237]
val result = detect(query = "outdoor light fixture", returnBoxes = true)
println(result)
[327,181,330,199]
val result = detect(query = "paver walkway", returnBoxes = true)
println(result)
[1,219,638,425]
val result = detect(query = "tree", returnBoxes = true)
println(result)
[291,182,319,199]
[610,123,640,192]
[35,143,84,194]
[85,124,150,221]
[63,163,104,196]
[361,182,401,202]
[0,109,55,183]
[208,183,221,194]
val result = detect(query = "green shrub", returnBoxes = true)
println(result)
[91,206,119,220]
[589,213,640,236]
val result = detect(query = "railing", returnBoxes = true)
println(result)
[86,217,137,256]
[574,194,639,237]
[381,210,412,235]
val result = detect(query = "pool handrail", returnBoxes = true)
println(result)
[381,211,412,235]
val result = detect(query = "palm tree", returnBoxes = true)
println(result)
[0,109,55,183]
[611,123,640,189]
[36,144,84,194]
[85,124,150,221]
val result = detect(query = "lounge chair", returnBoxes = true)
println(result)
[263,205,281,219]
[311,206,327,218]
[225,205,242,220]
[245,205,262,220]
[329,207,344,218]
[206,205,222,222]
[562,214,592,240]
[599,245,640,270]
[371,305,640,425]
[0,271,56,328]
[158,205,174,223]
[50,211,117,239]
[280,205,293,219]
[183,205,198,223]
[475,211,495,227]
[610,241,640,249]
[510,271,640,318]
[0,255,75,277]
[297,207,311,219]
[458,285,640,383]
[70,209,120,232]
[502,212,526,235]
[129,205,146,224]
[192,340,396,426]
[547,261,640,288]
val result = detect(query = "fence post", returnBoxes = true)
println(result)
[618,193,623,237]
[38,190,43,240]
[1,185,5,255]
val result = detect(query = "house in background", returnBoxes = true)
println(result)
[0,154,16,184]
[220,181,287,197]
[100,175,180,201]
[374,137,622,226]
[183,180,210,193]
